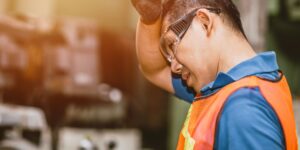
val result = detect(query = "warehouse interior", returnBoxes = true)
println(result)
[0,0,299,150]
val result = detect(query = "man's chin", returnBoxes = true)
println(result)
[185,78,200,92]
[191,83,202,93]
[186,81,197,92]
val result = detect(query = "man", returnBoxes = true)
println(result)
[132,0,298,149]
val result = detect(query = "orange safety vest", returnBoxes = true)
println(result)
[177,75,298,150]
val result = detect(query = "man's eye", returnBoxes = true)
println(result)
[168,44,172,50]
[168,43,175,51]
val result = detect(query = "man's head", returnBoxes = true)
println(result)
[160,0,247,92]
[161,0,245,37]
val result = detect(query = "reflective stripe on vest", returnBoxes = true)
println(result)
[177,75,298,150]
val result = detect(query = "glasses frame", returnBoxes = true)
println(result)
[160,7,221,63]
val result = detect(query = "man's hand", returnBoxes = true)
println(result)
[131,0,162,25]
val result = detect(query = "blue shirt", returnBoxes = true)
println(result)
[172,51,285,150]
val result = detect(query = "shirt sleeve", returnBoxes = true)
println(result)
[214,87,285,150]
[172,74,195,103]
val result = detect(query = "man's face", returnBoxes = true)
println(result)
[161,8,220,92]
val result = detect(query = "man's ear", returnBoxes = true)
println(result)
[195,9,214,36]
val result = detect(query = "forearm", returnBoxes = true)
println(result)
[135,18,174,93]
[136,18,167,75]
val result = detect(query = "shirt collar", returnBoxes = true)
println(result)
[199,51,279,96]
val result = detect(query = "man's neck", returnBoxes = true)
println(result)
[217,35,257,74]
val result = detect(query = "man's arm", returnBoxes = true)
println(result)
[135,18,175,93]
[133,0,196,101]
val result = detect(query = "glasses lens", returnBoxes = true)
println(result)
[160,31,179,63]
[160,36,172,63]
[160,7,221,63]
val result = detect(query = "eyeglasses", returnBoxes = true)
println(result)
[160,7,221,63]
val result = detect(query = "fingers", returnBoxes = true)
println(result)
[131,0,162,25]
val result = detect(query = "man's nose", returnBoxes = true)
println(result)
[171,59,182,74]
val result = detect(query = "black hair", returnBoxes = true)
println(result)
[162,0,247,38]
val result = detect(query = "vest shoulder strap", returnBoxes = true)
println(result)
[188,75,298,150]
[215,75,298,150]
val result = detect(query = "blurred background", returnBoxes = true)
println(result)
[0,0,299,150]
